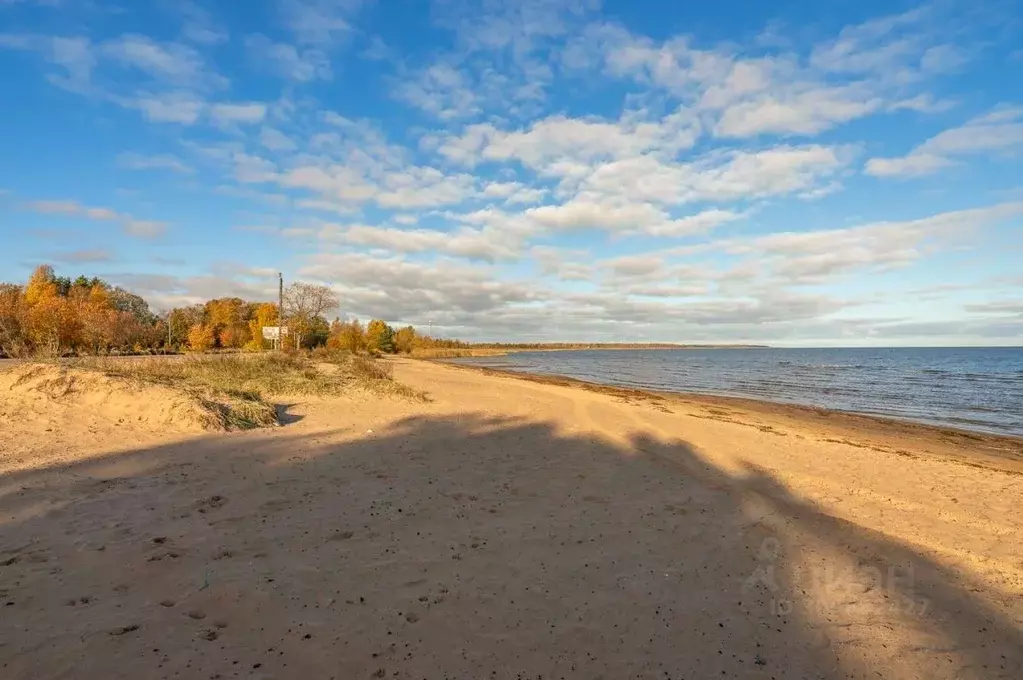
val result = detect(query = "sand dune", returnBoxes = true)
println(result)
[1,357,1021,679]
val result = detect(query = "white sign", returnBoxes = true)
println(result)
[262,326,289,340]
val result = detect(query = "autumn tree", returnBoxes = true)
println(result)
[300,315,331,349]
[187,324,215,352]
[109,287,156,325]
[365,319,395,354]
[26,294,80,355]
[393,325,417,354]
[327,318,366,353]
[246,302,279,351]
[23,265,58,306]
[0,283,27,357]
[168,305,205,349]
[283,283,338,349]
[74,283,114,354]
[205,297,248,348]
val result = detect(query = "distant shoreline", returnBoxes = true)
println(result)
[410,344,769,358]
[433,356,1023,452]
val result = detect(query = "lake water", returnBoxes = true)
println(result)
[454,347,1023,436]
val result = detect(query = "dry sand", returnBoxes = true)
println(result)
[1,357,1021,679]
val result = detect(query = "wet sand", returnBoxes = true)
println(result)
[1,357,1021,679]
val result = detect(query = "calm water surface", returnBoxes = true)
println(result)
[454,347,1023,436]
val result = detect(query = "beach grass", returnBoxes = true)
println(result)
[62,351,427,429]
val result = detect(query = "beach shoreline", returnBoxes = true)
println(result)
[433,358,1023,475]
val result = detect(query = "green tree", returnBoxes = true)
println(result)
[365,319,395,354]
[167,305,205,349]
[110,287,156,325]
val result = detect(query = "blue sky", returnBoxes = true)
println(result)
[1,0,1021,345]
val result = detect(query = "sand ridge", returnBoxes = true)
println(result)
[0,357,1020,679]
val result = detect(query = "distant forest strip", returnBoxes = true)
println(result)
[0,265,453,357]
[0,265,767,359]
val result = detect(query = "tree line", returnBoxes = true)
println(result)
[0,265,459,358]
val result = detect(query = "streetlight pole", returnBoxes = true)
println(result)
[278,272,284,351]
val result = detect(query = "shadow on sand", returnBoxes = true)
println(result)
[1,414,1019,679]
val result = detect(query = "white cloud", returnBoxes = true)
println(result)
[0,33,96,92]
[567,6,976,140]
[48,248,114,264]
[276,119,479,211]
[573,145,850,206]
[231,152,278,184]
[641,208,744,237]
[864,153,952,178]
[290,250,547,328]
[713,85,882,137]
[107,272,276,311]
[210,101,267,125]
[887,94,956,113]
[117,152,193,174]
[119,91,206,124]
[101,34,225,90]
[25,199,168,238]
[441,113,700,169]
[259,126,298,151]
[482,181,548,204]
[527,198,670,232]
[176,0,229,45]
[504,186,548,204]
[245,35,332,81]
[279,0,364,45]
[706,201,1023,285]
[866,107,1023,177]
[523,199,739,237]
[315,223,522,262]
[392,62,482,120]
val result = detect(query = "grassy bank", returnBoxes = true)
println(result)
[64,352,427,429]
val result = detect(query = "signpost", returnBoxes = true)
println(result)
[262,326,289,350]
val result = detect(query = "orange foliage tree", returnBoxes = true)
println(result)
[187,324,216,352]
[246,302,279,351]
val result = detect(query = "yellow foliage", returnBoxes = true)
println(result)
[394,326,416,354]
[24,265,58,306]
[187,324,216,352]
[26,295,80,354]
[219,324,250,349]
[327,319,366,353]
[247,302,278,350]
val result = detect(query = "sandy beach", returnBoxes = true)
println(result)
[2,357,1021,679]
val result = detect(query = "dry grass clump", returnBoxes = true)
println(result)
[76,353,340,397]
[63,351,427,429]
[310,349,429,401]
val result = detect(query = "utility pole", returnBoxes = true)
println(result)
[278,272,284,351]
[167,312,172,354]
